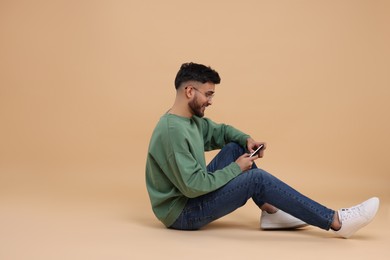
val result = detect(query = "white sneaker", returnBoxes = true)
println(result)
[260,209,308,230]
[334,197,380,238]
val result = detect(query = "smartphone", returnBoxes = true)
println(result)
[250,144,264,157]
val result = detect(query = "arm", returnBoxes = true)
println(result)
[200,117,267,157]
[164,151,242,198]
[200,117,250,151]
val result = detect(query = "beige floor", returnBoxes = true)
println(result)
[1,1,389,259]
[1,166,389,260]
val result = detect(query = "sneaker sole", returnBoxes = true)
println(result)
[261,222,309,230]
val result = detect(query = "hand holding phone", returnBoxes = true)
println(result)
[249,144,264,157]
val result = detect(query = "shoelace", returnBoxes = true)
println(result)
[339,205,363,221]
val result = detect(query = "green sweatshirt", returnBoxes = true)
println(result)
[145,113,250,227]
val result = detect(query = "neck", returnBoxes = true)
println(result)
[168,87,197,118]
[168,100,193,118]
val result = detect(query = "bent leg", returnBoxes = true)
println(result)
[248,168,335,230]
[170,168,334,230]
[206,142,246,172]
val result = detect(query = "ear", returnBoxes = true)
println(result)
[184,85,194,99]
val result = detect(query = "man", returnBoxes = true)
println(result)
[145,62,379,238]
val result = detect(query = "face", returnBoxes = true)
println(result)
[188,82,215,117]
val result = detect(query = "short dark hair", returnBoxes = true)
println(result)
[174,62,221,89]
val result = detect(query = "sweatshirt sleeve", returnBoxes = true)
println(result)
[200,117,250,151]
[166,151,242,198]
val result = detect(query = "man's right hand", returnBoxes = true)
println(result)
[235,153,258,172]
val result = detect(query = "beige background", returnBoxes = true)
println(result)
[1,0,389,259]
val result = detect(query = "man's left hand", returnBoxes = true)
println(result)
[247,137,266,158]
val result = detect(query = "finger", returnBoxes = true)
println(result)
[259,148,266,157]
[249,161,254,170]
[242,153,251,158]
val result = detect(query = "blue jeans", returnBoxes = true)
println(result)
[170,142,335,230]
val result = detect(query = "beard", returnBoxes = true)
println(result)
[189,96,207,117]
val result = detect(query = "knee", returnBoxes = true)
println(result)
[224,142,245,154]
[250,168,277,185]
[248,168,273,184]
